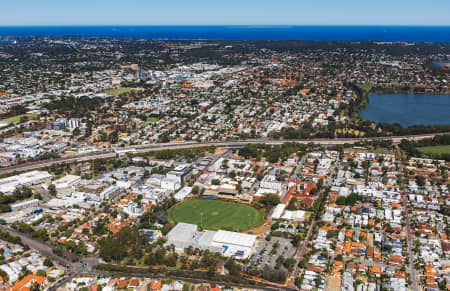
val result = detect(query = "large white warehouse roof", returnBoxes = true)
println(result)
[213,230,257,248]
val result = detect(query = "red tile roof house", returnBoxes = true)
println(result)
[108,278,119,287]
[128,279,140,290]
[116,279,129,290]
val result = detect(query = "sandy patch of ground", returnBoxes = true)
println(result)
[327,275,342,291]
[243,220,273,235]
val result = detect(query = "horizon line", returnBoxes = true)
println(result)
[0,24,450,28]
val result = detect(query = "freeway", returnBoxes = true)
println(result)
[0,132,448,175]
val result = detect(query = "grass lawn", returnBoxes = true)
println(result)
[418,145,450,155]
[168,199,263,232]
[106,88,133,96]
[1,113,38,124]
[356,84,373,92]
[138,117,158,128]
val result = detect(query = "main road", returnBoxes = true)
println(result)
[0,132,447,175]
[0,223,292,291]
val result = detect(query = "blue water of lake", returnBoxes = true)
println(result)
[360,93,450,127]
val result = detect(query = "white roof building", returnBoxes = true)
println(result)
[0,170,52,194]
[212,230,257,258]
[174,186,192,201]
[271,203,286,220]
[166,223,257,259]
[53,175,81,190]
[282,210,306,221]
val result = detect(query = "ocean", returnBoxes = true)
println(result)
[0,26,449,42]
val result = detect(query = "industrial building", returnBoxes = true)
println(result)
[10,199,40,211]
[53,175,81,190]
[0,171,52,195]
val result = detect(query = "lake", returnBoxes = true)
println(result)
[360,93,450,127]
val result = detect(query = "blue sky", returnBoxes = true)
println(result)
[1,0,449,26]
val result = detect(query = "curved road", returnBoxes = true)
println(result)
[0,132,448,175]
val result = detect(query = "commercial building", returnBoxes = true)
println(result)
[166,166,192,184]
[123,202,144,217]
[174,186,192,200]
[166,223,257,259]
[99,186,124,201]
[260,175,282,191]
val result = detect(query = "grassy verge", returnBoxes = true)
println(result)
[344,147,393,155]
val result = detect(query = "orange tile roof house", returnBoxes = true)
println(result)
[12,275,46,291]
[369,266,381,277]
[151,281,162,291]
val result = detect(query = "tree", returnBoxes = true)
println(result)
[43,258,53,267]
[415,175,426,187]
[225,258,241,276]
[36,269,46,277]
[48,184,57,196]
[259,194,280,208]
[30,282,41,291]
[207,265,216,276]
[286,197,298,210]
[191,185,200,195]
[19,116,29,124]
[72,127,81,137]
[336,196,346,205]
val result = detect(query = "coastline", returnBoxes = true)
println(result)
[0,25,450,42]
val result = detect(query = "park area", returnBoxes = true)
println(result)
[168,199,263,232]
[418,145,450,155]
[106,88,133,96]
[138,117,158,128]
[1,113,38,124]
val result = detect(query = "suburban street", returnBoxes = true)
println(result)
[0,225,74,268]
[395,145,419,291]
[288,156,337,289]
